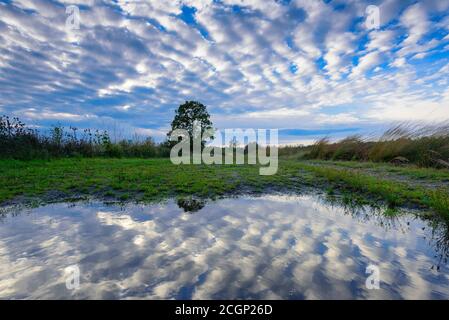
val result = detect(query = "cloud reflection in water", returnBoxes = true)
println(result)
[0,194,449,299]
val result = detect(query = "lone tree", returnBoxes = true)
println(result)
[168,101,213,149]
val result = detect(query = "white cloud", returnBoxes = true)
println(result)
[0,0,448,138]
[351,51,382,77]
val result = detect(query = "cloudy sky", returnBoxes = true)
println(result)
[0,0,448,144]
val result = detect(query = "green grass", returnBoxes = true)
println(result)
[296,163,449,217]
[0,158,302,204]
[308,160,449,182]
[1,158,448,218]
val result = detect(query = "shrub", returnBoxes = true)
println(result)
[0,115,169,160]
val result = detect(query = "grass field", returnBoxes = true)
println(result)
[1,158,448,218]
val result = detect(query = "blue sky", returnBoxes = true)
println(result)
[0,0,448,144]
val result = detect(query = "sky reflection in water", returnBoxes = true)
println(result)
[0,194,449,299]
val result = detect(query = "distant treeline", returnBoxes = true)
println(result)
[0,116,171,159]
[280,124,449,169]
[3,115,449,168]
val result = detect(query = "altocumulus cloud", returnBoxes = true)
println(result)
[0,0,448,143]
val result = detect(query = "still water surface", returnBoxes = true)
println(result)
[0,194,448,299]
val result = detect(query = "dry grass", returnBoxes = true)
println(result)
[294,124,449,168]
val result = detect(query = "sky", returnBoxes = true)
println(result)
[0,0,448,144]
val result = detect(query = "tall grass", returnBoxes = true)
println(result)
[295,124,449,168]
[0,115,170,160]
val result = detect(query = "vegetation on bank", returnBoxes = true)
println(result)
[305,160,449,182]
[1,158,448,218]
[4,108,449,170]
[296,163,449,217]
[0,158,286,205]
[0,101,213,160]
[3,103,449,174]
[0,115,171,159]
[281,124,449,169]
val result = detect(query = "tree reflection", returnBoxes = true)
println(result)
[177,197,206,213]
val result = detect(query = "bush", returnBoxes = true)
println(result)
[105,143,124,158]
[0,115,170,160]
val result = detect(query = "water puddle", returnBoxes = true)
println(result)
[0,194,448,299]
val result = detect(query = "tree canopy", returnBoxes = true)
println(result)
[168,101,213,148]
